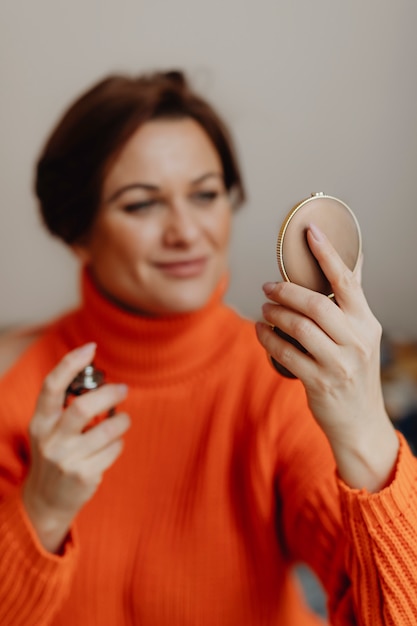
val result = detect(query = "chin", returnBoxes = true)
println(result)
[162,297,209,315]
[158,286,214,315]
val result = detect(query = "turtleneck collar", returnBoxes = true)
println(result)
[73,267,239,386]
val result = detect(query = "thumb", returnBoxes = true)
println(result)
[31,343,97,438]
[353,252,364,285]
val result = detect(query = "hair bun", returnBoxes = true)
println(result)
[162,70,187,87]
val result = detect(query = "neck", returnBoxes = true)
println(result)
[71,268,236,386]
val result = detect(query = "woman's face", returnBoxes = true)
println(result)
[76,117,233,316]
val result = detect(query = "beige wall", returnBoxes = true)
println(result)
[1,0,416,339]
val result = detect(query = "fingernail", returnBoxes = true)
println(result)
[76,342,97,356]
[255,321,266,334]
[308,223,324,242]
[262,282,277,295]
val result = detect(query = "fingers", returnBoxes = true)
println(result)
[31,343,97,437]
[70,439,126,491]
[57,410,131,466]
[255,321,317,380]
[68,437,125,491]
[59,384,128,435]
[262,282,349,346]
[261,301,335,362]
[78,422,129,470]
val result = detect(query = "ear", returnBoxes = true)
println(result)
[71,242,92,264]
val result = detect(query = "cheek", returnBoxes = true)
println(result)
[213,207,232,249]
[95,220,154,262]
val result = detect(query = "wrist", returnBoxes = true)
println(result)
[329,413,400,493]
[22,488,74,554]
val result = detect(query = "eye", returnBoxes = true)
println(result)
[191,190,221,205]
[123,199,159,213]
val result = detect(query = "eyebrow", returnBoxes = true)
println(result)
[106,172,223,203]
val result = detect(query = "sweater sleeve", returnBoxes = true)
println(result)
[0,353,79,626]
[335,433,417,625]
[0,490,78,626]
[273,382,417,626]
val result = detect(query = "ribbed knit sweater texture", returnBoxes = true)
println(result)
[1,270,417,625]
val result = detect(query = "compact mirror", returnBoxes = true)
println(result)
[270,192,362,377]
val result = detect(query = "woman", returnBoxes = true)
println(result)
[0,70,416,625]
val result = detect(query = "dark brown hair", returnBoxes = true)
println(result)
[35,70,245,244]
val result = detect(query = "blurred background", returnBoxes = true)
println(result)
[1,0,416,615]
[1,0,416,339]
[2,2,417,434]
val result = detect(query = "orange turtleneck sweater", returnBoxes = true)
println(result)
[0,270,417,626]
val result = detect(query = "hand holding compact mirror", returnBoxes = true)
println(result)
[270,192,362,378]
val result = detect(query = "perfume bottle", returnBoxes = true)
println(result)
[65,363,114,431]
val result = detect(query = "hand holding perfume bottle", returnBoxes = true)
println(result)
[22,343,130,553]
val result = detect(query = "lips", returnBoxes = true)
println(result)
[154,257,208,278]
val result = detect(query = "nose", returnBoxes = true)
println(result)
[163,203,201,247]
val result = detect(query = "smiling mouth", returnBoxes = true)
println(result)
[155,258,208,278]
